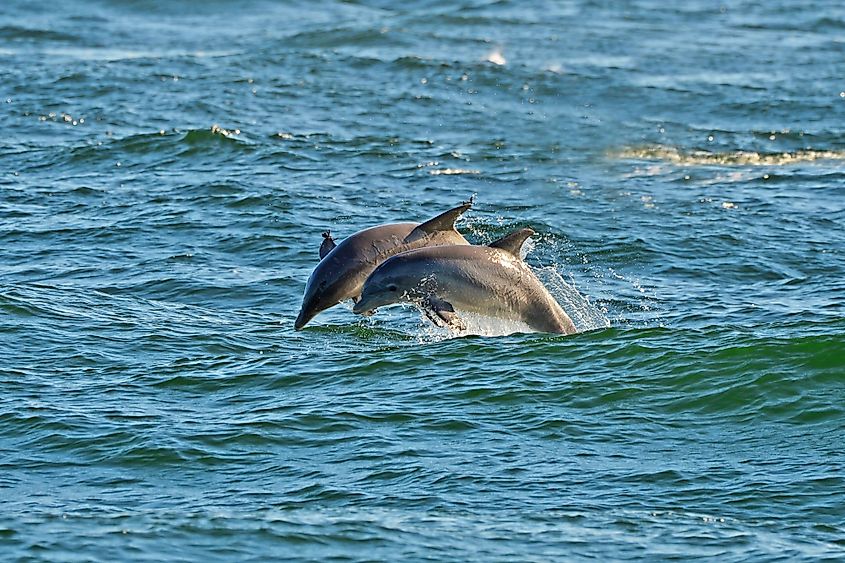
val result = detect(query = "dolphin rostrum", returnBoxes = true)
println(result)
[294,200,473,329]
[352,228,577,335]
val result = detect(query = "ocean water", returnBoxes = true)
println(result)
[2,0,844,560]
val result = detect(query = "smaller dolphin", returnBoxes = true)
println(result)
[294,200,472,329]
[352,228,577,335]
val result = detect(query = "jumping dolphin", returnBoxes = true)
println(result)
[294,200,473,329]
[352,228,577,335]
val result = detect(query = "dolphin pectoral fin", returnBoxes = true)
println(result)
[319,231,336,260]
[488,227,535,258]
[422,296,466,332]
[404,200,473,243]
[421,306,447,328]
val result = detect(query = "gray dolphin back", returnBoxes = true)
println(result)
[354,231,577,335]
[294,201,472,329]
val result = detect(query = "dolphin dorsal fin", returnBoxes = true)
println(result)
[319,231,336,260]
[488,228,535,257]
[404,198,473,243]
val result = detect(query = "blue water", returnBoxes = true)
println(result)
[2,0,844,560]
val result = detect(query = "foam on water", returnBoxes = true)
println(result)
[612,145,845,166]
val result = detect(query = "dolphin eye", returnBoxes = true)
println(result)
[388,284,398,292]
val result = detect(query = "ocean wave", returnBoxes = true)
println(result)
[0,25,78,42]
[49,127,255,168]
[612,145,845,166]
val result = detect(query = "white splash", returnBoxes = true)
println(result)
[428,168,481,175]
[485,48,506,66]
[415,310,536,342]
[536,266,611,332]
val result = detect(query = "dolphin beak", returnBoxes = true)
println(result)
[294,308,313,330]
[352,299,376,316]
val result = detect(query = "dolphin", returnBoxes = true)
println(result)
[352,228,577,335]
[294,200,473,329]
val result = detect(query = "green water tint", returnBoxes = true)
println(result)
[2,0,844,560]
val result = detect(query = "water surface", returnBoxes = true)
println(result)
[2,0,844,560]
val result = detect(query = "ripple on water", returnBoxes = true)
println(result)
[3,0,845,560]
